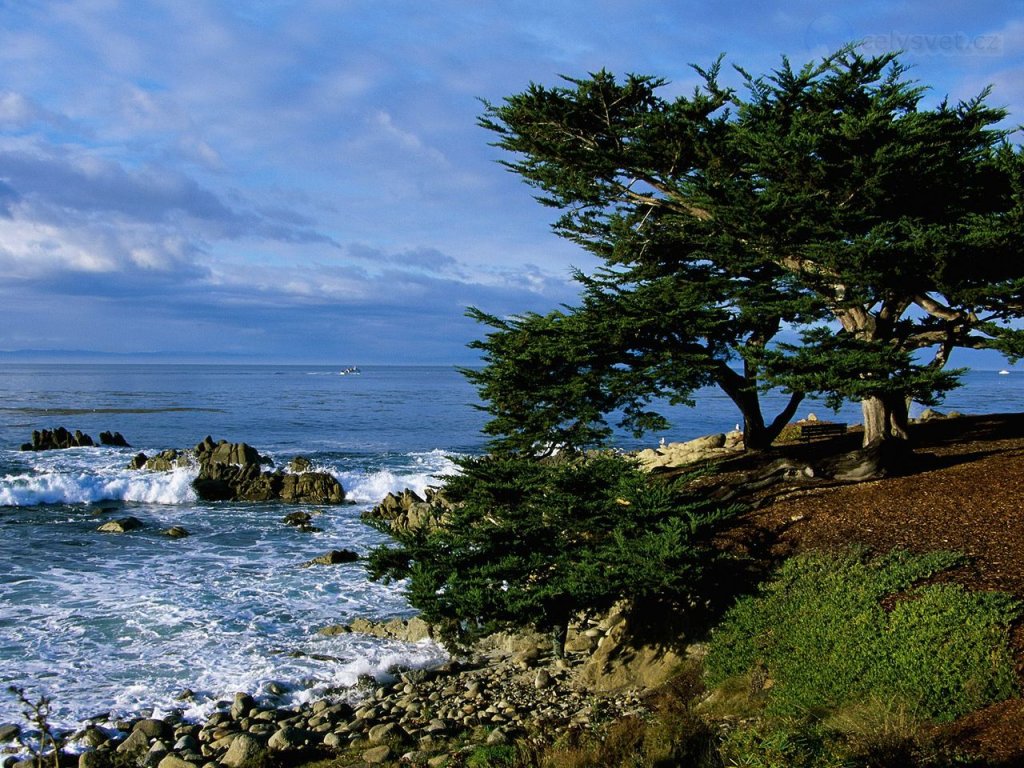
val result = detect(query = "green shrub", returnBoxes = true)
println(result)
[466,743,519,768]
[705,549,1020,723]
[367,452,737,653]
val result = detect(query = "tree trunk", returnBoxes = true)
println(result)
[714,362,804,451]
[550,620,568,659]
[860,393,910,446]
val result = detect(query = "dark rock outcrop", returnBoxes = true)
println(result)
[21,427,95,451]
[127,436,345,504]
[282,511,321,532]
[303,549,360,567]
[20,427,131,451]
[99,431,130,447]
[191,437,344,504]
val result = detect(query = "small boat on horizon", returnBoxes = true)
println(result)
[339,366,361,375]
[999,369,1010,375]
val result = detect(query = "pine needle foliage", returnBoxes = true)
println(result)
[475,46,1024,448]
[366,453,736,653]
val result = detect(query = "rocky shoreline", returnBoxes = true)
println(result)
[1,609,673,768]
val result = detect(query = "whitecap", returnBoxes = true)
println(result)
[0,465,197,506]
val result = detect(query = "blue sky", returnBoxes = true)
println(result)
[0,1,1021,364]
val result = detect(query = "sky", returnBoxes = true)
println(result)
[0,1,1021,364]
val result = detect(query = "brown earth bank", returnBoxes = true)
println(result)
[714,412,1024,764]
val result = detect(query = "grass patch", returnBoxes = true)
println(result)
[703,548,1020,766]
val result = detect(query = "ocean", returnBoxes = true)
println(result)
[0,363,1020,734]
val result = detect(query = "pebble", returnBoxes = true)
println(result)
[36,625,650,768]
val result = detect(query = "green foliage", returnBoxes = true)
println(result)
[7,686,65,768]
[465,743,520,768]
[705,549,1020,724]
[718,722,848,768]
[475,46,1024,447]
[366,453,736,651]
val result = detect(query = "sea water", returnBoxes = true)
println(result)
[0,363,1020,733]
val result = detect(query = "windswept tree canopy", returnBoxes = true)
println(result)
[474,47,1024,449]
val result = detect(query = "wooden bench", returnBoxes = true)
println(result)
[799,422,848,442]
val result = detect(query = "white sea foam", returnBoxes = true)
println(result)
[0,466,198,506]
[339,450,460,503]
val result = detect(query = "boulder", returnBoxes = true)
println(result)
[363,488,451,536]
[635,432,741,471]
[576,603,686,692]
[267,726,315,752]
[115,728,151,755]
[220,733,268,767]
[303,549,359,567]
[132,719,171,741]
[334,616,434,643]
[97,516,143,533]
[191,438,344,504]
[162,526,189,538]
[288,456,312,473]
[278,472,344,504]
[156,756,194,768]
[362,745,392,764]
[230,692,256,721]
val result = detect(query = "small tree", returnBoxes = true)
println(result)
[9,686,64,768]
[366,453,735,655]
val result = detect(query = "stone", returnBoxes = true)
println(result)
[230,693,256,721]
[534,670,553,689]
[116,728,151,755]
[163,526,190,538]
[278,472,344,504]
[635,431,738,471]
[344,616,433,643]
[267,726,312,751]
[134,719,172,740]
[140,450,189,472]
[156,756,194,768]
[79,752,106,768]
[361,488,450,535]
[367,722,405,745]
[322,732,344,749]
[220,733,267,767]
[302,549,359,567]
[97,516,143,533]
[174,735,200,753]
[0,724,20,742]
[78,726,107,748]
[288,456,312,473]
[362,745,391,764]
